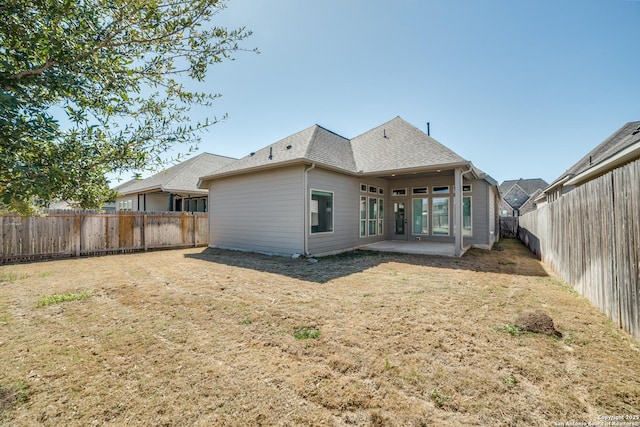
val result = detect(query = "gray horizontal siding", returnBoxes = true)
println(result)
[464,179,489,246]
[307,169,361,255]
[209,166,305,255]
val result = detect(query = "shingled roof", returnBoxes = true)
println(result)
[199,116,477,185]
[208,125,354,177]
[350,117,466,173]
[547,121,640,190]
[499,178,549,196]
[117,153,236,195]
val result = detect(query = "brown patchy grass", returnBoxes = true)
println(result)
[0,238,639,426]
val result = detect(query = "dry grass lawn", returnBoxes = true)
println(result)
[1,239,639,426]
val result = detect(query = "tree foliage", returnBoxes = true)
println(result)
[0,0,254,213]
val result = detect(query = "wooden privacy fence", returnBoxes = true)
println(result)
[518,158,640,340]
[1,210,209,263]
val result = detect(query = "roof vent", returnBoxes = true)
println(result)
[286,144,292,150]
[383,129,388,138]
[269,146,273,160]
[632,126,640,135]
[250,152,255,156]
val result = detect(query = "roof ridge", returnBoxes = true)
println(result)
[303,125,321,159]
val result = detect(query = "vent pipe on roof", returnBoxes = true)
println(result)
[269,146,273,160]
[383,129,387,138]
[427,122,430,136]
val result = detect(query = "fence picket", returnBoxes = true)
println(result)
[519,158,640,340]
[0,211,209,263]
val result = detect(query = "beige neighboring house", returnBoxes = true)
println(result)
[543,121,640,202]
[115,153,236,212]
[198,117,500,257]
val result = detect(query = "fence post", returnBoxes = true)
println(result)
[193,213,198,247]
[74,214,81,257]
[143,214,148,251]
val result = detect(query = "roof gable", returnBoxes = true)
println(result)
[502,184,530,209]
[500,178,548,195]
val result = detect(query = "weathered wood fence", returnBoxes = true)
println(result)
[1,210,209,263]
[518,159,640,340]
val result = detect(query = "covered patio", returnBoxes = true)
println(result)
[359,240,470,257]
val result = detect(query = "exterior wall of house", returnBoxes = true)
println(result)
[208,165,305,255]
[464,179,490,247]
[139,193,170,211]
[307,169,387,256]
[488,185,498,247]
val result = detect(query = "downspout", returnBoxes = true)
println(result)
[303,163,316,256]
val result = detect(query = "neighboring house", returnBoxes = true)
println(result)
[498,178,549,217]
[115,153,236,212]
[198,117,500,257]
[543,121,640,202]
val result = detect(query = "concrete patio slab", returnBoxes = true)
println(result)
[359,240,468,257]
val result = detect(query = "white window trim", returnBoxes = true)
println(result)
[378,197,384,235]
[310,189,334,235]
[463,196,473,237]
[412,187,429,195]
[431,196,450,236]
[411,197,429,235]
[367,196,377,236]
[432,186,450,194]
[359,195,367,238]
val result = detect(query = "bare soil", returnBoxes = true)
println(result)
[1,239,639,426]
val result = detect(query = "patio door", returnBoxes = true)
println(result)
[393,200,408,240]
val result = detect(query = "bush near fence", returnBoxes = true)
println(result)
[0,210,208,263]
[518,159,640,340]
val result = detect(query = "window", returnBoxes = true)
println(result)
[311,190,333,233]
[378,188,384,195]
[392,189,407,196]
[463,196,472,236]
[463,185,472,192]
[360,184,367,192]
[433,186,449,194]
[378,198,384,235]
[369,186,377,194]
[412,198,429,234]
[118,199,133,211]
[368,197,377,235]
[412,187,428,194]
[360,196,367,237]
[360,195,384,237]
[432,197,450,235]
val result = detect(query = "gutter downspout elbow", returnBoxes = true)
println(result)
[303,163,316,256]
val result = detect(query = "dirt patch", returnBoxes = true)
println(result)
[515,311,563,338]
[0,238,639,426]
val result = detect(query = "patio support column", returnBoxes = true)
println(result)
[454,167,463,256]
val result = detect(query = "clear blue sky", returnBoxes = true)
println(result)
[140,0,640,185]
